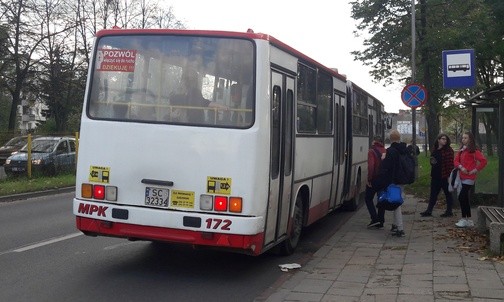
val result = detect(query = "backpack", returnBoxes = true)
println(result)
[377,184,403,211]
[394,149,415,185]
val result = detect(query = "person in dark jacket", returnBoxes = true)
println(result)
[372,129,406,237]
[365,136,386,228]
[420,133,454,217]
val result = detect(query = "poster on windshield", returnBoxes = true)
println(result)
[96,49,137,72]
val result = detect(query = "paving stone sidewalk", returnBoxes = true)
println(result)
[262,195,504,302]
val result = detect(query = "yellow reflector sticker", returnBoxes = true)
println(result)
[206,176,232,195]
[171,190,195,208]
[89,166,110,183]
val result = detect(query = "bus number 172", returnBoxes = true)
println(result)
[205,218,232,230]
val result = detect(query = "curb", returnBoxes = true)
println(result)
[0,186,75,203]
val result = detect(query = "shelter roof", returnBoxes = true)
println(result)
[465,83,504,107]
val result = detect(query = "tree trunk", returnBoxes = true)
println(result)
[419,0,440,150]
[8,93,20,131]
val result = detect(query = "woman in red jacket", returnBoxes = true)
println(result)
[454,131,487,228]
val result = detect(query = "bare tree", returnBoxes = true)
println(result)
[1,0,186,132]
[0,0,53,130]
[152,4,185,29]
[37,0,86,131]
[137,0,156,28]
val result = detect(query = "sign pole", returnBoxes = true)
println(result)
[411,0,417,177]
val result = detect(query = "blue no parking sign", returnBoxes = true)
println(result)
[401,83,428,108]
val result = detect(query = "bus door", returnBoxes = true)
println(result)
[264,70,295,245]
[341,86,353,200]
[330,92,346,208]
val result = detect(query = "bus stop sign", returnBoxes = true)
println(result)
[401,83,428,108]
[442,49,476,89]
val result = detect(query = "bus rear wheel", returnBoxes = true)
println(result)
[279,195,304,255]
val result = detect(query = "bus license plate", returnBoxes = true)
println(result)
[145,187,169,207]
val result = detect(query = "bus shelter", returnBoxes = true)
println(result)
[466,83,504,207]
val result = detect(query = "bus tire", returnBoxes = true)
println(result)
[279,195,304,256]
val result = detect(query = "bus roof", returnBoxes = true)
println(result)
[347,80,381,102]
[95,28,347,81]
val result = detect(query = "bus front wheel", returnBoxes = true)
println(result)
[279,195,304,255]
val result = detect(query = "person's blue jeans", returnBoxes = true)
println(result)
[365,185,382,222]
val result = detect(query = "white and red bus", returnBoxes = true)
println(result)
[73,28,386,256]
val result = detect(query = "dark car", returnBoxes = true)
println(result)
[4,136,76,176]
[0,136,37,165]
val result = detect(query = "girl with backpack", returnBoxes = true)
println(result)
[420,134,454,217]
[454,131,487,228]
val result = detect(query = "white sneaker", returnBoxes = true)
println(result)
[466,220,474,227]
[455,219,467,228]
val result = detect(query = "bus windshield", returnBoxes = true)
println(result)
[88,35,255,127]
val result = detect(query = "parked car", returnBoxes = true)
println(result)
[4,136,76,176]
[0,135,38,165]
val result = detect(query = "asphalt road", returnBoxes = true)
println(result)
[0,191,354,302]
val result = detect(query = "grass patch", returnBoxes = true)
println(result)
[404,153,431,199]
[474,154,498,194]
[0,173,75,197]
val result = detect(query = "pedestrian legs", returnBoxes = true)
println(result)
[425,178,443,213]
[393,206,403,231]
[440,178,453,214]
[365,186,378,222]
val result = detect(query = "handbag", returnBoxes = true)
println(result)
[377,184,403,211]
[448,168,461,194]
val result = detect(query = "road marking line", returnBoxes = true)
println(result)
[13,232,83,252]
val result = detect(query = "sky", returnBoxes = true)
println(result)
[166,0,409,113]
